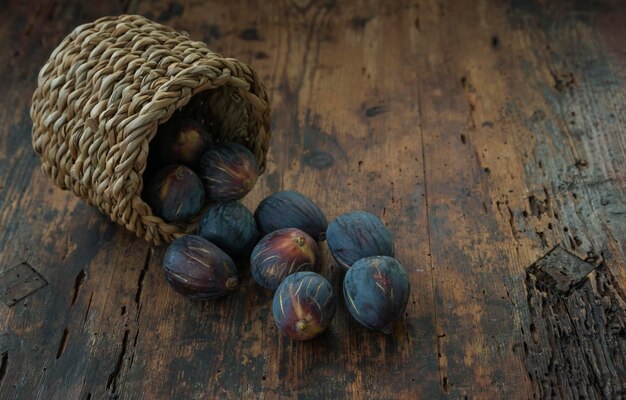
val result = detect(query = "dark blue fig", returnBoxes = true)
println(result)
[145,165,205,222]
[197,201,259,259]
[343,256,409,334]
[326,211,394,269]
[254,190,328,241]
[272,272,336,340]
[162,235,239,299]
[153,118,211,167]
[200,143,259,201]
[250,228,317,290]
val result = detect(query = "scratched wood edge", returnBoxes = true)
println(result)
[524,246,626,398]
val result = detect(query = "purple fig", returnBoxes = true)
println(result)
[272,272,336,340]
[199,143,259,201]
[197,201,259,259]
[343,256,409,334]
[250,228,317,290]
[152,119,211,167]
[145,165,205,222]
[326,211,394,269]
[162,235,239,299]
[254,190,328,241]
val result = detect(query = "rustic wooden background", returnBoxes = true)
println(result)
[0,0,624,399]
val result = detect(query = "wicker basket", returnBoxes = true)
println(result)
[30,15,271,245]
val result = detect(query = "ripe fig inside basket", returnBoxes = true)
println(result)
[143,104,264,226]
[144,165,205,223]
[151,118,212,168]
[200,142,260,202]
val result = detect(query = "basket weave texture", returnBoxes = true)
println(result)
[31,15,271,245]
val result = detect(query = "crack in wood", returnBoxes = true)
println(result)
[107,329,130,394]
[442,376,450,393]
[364,104,387,117]
[129,329,140,369]
[535,230,548,248]
[134,248,153,305]
[548,69,576,93]
[0,352,7,384]
[56,328,69,359]
[61,236,77,261]
[132,328,140,349]
[82,293,93,330]
[71,270,86,306]
[416,72,444,394]
[528,195,548,219]
[506,204,518,240]
[460,75,477,130]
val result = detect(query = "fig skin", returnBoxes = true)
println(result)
[254,190,328,241]
[250,228,317,291]
[152,118,211,167]
[272,271,337,341]
[343,256,409,334]
[162,235,239,300]
[197,201,259,259]
[199,143,259,202]
[145,165,205,222]
[326,211,394,269]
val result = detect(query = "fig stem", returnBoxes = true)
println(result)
[295,320,308,332]
[226,276,239,290]
[293,235,305,247]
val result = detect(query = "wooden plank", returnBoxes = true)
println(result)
[499,2,626,397]
[0,1,136,399]
[0,0,624,399]
[414,1,539,397]
[412,0,626,398]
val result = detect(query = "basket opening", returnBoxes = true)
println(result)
[141,84,260,228]
[144,85,258,178]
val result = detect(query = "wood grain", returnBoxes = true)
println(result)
[0,0,624,399]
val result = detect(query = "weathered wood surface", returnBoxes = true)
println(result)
[0,0,624,399]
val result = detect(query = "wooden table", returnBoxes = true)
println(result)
[1,1,624,399]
